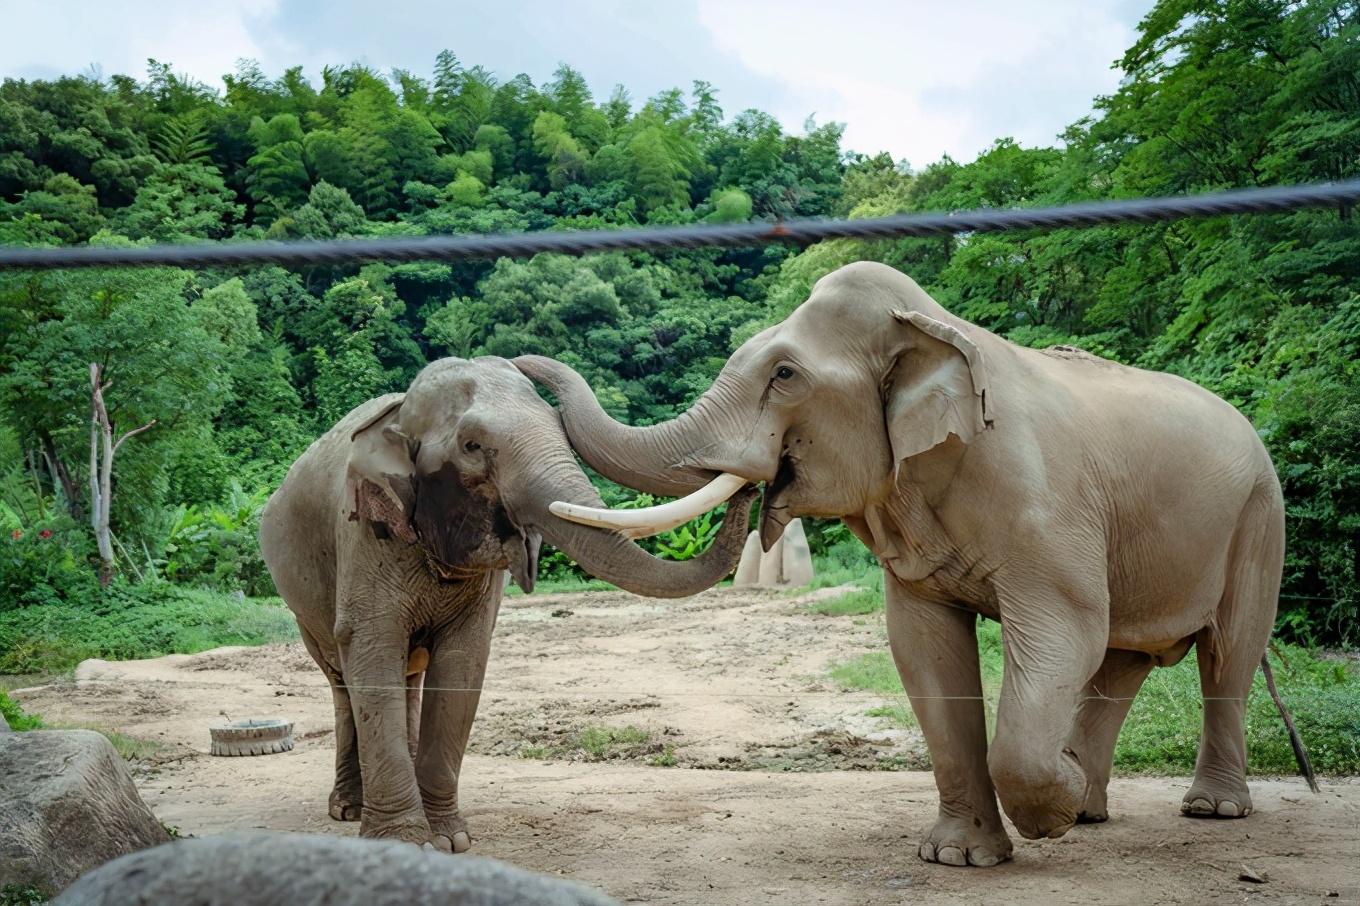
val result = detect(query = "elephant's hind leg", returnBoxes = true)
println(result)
[1067,648,1154,823]
[1183,484,1282,819]
[299,627,363,822]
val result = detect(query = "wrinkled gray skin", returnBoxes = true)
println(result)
[516,263,1284,867]
[54,832,619,906]
[260,357,754,851]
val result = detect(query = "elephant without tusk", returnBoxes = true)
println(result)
[515,261,1298,867]
[259,356,755,851]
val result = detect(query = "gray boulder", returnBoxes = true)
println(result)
[0,729,170,894]
[55,832,620,906]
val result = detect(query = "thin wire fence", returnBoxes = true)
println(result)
[1,179,1357,271]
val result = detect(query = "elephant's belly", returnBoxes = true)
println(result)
[1104,538,1230,654]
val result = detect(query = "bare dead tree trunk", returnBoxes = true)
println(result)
[89,363,156,588]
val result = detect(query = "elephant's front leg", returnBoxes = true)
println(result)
[988,579,1108,840]
[339,617,431,845]
[886,576,1011,867]
[415,593,500,853]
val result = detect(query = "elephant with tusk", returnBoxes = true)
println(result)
[259,356,755,852]
[514,261,1292,867]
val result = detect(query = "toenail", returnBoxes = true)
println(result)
[937,846,967,866]
[970,847,1000,867]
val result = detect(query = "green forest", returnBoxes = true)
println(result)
[0,0,1356,674]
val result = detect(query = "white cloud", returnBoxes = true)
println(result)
[695,0,1136,166]
[3,0,281,86]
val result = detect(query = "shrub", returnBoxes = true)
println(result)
[0,582,298,674]
[0,690,43,730]
[0,514,99,611]
[147,483,275,596]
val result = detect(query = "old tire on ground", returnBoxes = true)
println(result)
[209,719,294,757]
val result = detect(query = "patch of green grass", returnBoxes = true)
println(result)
[0,689,43,730]
[0,585,299,674]
[830,650,903,694]
[799,558,883,593]
[91,728,166,761]
[576,724,651,758]
[864,703,916,726]
[807,587,884,616]
[830,621,1360,775]
[647,744,679,767]
[505,576,616,596]
[0,883,48,906]
[519,724,660,762]
[514,723,658,756]
[1116,650,1360,775]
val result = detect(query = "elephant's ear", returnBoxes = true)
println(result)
[345,396,418,544]
[885,310,994,463]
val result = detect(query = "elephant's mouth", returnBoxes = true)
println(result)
[758,455,798,550]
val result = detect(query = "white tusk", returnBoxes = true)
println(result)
[549,473,748,539]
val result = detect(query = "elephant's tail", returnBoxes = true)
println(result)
[1259,650,1319,793]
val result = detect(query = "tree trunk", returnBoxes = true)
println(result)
[42,433,83,521]
[89,364,155,588]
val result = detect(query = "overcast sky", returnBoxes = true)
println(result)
[2,0,1147,168]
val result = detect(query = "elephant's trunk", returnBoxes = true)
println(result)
[510,438,755,599]
[512,355,720,497]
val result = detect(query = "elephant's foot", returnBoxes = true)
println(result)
[917,815,1012,868]
[360,807,433,846]
[328,786,363,822]
[428,814,473,853]
[1181,778,1253,818]
[993,749,1085,840]
[1076,782,1110,824]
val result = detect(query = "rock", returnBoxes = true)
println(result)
[54,832,620,906]
[1238,864,1268,884]
[0,729,170,895]
[732,530,762,586]
[779,519,814,587]
[732,520,815,588]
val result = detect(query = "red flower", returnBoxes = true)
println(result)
[39,529,53,540]
[9,529,20,541]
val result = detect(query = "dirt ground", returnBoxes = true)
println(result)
[12,585,1359,905]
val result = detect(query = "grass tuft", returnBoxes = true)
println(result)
[806,587,884,616]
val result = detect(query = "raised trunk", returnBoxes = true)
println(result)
[513,355,718,497]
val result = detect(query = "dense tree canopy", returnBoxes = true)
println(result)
[1,0,1356,642]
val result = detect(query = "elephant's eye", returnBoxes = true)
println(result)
[463,440,481,453]
[775,366,796,381]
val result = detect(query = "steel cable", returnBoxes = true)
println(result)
[0,179,1356,271]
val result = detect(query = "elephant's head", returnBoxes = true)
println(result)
[513,262,994,548]
[344,356,755,595]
